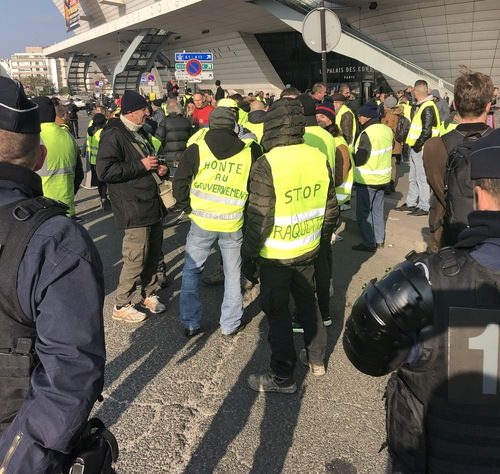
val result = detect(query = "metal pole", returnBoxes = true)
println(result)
[320,0,327,86]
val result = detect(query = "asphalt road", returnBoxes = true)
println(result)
[74,115,428,473]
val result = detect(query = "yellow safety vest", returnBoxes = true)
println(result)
[260,144,330,260]
[406,100,441,146]
[334,135,354,205]
[244,121,264,143]
[38,122,77,216]
[190,139,252,232]
[187,128,208,146]
[402,103,412,121]
[182,94,192,106]
[151,135,162,154]
[304,125,336,170]
[161,102,168,115]
[354,123,393,186]
[335,104,356,150]
[86,128,103,165]
[238,109,248,125]
[440,120,458,136]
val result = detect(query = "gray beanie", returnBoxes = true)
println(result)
[209,107,236,130]
[384,96,398,109]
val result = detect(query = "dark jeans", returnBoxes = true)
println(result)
[356,185,386,247]
[69,119,79,138]
[260,263,326,380]
[314,241,332,317]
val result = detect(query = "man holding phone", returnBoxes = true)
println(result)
[97,90,168,323]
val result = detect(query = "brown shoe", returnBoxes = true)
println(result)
[112,304,147,323]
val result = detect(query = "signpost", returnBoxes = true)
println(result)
[174,52,214,85]
[302,4,341,85]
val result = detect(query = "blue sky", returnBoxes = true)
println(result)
[0,1,68,58]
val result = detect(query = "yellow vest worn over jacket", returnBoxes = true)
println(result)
[190,139,252,232]
[187,128,208,146]
[334,135,354,205]
[260,144,330,260]
[406,100,440,146]
[304,125,336,170]
[244,121,264,143]
[38,122,77,216]
[86,128,103,165]
[354,124,393,186]
[335,104,356,150]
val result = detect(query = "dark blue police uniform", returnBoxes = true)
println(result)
[0,163,106,473]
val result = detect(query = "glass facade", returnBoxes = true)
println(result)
[255,31,392,102]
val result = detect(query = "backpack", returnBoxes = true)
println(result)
[395,115,410,143]
[443,129,491,245]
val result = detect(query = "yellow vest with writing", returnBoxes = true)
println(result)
[304,125,336,170]
[354,124,393,186]
[190,140,252,232]
[406,100,440,146]
[38,122,77,216]
[335,104,356,151]
[334,135,354,205]
[260,144,330,260]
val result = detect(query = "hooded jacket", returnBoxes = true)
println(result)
[242,99,339,266]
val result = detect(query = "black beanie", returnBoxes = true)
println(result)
[32,96,56,123]
[92,113,106,127]
[121,90,148,115]
[0,77,40,133]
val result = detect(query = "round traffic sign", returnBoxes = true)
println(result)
[302,7,342,53]
[147,73,155,82]
[94,80,100,86]
[185,59,202,77]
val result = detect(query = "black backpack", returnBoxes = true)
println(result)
[443,129,491,245]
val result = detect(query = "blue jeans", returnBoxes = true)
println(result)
[406,148,430,211]
[180,221,243,334]
[356,185,386,247]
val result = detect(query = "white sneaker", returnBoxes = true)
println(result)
[140,295,166,314]
[112,304,147,323]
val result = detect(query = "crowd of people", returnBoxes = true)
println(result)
[1,65,500,473]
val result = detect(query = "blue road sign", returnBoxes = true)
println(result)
[175,52,213,62]
[140,76,147,84]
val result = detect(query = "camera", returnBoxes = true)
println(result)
[156,155,166,165]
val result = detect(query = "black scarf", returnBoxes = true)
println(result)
[455,211,500,249]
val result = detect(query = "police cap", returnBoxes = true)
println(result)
[0,77,40,134]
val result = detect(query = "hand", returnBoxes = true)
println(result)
[142,155,158,171]
[157,164,168,176]
[241,259,259,285]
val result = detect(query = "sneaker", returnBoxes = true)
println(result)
[202,265,224,285]
[395,204,417,212]
[292,320,304,333]
[140,295,166,314]
[247,372,297,393]
[409,208,429,217]
[322,314,332,327]
[185,327,202,338]
[299,349,326,376]
[112,304,147,323]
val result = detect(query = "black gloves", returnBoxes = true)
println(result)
[241,258,259,285]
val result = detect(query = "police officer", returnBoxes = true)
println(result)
[32,97,79,218]
[242,98,339,393]
[173,107,262,337]
[0,78,105,472]
[352,101,394,252]
[343,128,500,473]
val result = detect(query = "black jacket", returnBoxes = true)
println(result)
[412,100,438,152]
[96,118,163,228]
[242,99,339,266]
[173,129,262,213]
[155,113,192,165]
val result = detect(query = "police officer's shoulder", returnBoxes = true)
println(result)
[27,214,102,269]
